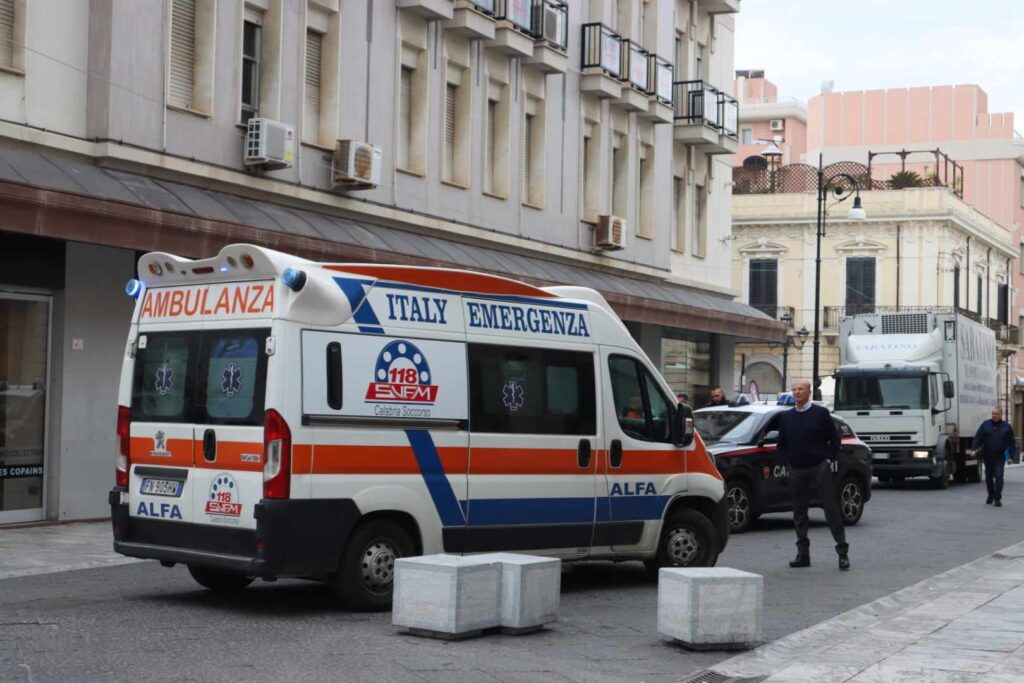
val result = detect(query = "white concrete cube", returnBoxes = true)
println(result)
[392,554,501,638]
[481,553,561,632]
[658,567,763,649]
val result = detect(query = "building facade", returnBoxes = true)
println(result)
[0,0,781,524]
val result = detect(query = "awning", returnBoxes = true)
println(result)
[0,145,784,343]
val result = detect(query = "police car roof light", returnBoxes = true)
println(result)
[125,279,143,298]
[282,268,307,292]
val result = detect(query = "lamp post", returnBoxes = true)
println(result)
[812,153,867,400]
[780,323,809,390]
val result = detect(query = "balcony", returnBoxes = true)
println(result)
[396,0,454,21]
[672,80,736,153]
[580,23,624,99]
[752,305,796,326]
[448,0,496,40]
[488,0,535,57]
[617,40,651,112]
[645,54,674,124]
[524,0,568,73]
[699,0,741,13]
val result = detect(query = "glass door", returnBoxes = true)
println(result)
[0,293,50,524]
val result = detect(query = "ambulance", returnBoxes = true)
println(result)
[110,244,728,610]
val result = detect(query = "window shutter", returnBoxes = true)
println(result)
[304,30,322,142]
[485,99,497,193]
[444,83,457,181]
[523,113,534,198]
[846,257,875,314]
[169,0,196,109]
[0,0,13,68]
[399,67,412,168]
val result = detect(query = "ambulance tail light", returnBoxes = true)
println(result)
[263,409,291,499]
[116,406,131,487]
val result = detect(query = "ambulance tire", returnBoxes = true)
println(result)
[654,509,719,569]
[187,566,254,592]
[336,518,414,612]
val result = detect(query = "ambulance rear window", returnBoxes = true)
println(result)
[131,329,268,425]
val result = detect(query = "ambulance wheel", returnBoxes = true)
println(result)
[655,509,719,568]
[726,479,754,534]
[187,566,253,592]
[336,518,414,612]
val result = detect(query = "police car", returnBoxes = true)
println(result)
[693,405,872,533]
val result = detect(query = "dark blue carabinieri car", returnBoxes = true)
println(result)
[694,405,873,533]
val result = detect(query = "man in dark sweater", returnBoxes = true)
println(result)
[777,379,850,570]
[968,408,1015,507]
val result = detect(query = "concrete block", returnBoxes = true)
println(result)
[658,567,763,649]
[392,554,501,639]
[483,553,561,633]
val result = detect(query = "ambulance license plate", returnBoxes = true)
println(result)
[141,478,182,497]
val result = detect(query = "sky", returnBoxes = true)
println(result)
[734,0,1024,131]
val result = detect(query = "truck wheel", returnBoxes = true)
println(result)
[726,479,754,534]
[839,476,865,526]
[929,460,951,490]
[334,518,414,612]
[187,566,253,592]
[654,509,719,568]
[967,459,982,484]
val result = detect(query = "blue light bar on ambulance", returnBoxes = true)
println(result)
[281,268,307,292]
[125,278,143,298]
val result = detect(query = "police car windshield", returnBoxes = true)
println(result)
[693,410,761,444]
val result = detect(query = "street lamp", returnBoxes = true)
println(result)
[761,143,783,193]
[780,323,810,390]
[812,154,867,400]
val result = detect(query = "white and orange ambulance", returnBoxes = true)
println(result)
[110,244,728,610]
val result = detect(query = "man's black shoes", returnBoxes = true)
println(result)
[995,500,1003,507]
[839,554,851,571]
[987,496,994,504]
[789,555,810,568]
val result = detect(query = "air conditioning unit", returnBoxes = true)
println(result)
[332,139,382,190]
[539,3,564,45]
[244,118,295,170]
[769,119,785,131]
[595,215,626,251]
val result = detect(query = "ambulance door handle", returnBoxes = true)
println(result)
[610,439,623,468]
[577,439,592,468]
[203,429,216,462]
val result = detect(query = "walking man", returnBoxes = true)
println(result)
[777,379,850,570]
[707,386,729,407]
[968,408,1015,507]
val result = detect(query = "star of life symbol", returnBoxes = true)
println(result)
[221,363,242,397]
[502,379,525,412]
[155,362,173,395]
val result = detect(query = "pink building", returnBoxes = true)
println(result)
[733,71,807,166]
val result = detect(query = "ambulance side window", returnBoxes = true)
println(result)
[130,332,197,423]
[608,355,673,444]
[468,344,595,435]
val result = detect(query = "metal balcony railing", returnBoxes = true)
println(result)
[530,0,568,51]
[581,23,622,78]
[998,324,1019,345]
[751,304,796,325]
[673,80,721,128]
[621,40,650,91]
[648,54,673,105]
[495,0,532,31]
[720,91,738,138]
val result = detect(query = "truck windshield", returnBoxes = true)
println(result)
[834,375,928,411]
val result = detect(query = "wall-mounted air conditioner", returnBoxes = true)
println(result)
[769,119,784,131]
[595,215,626,251]
[332,139,382,190]
[244,118,295,170]
[540,3,564,45]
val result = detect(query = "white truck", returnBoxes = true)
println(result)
[834,310,997,489]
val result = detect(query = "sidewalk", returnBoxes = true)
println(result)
[0,520,141,580]
[703,538,1024,682]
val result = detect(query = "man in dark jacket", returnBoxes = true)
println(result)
[968,408,1015,507]
[777,379,849,570]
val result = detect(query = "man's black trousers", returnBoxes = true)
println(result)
[791,461,848,556]
[984,455,1006,501]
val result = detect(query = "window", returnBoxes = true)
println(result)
[522,93,545,206]
[748,259,778,315]
[638,143,653,238]
[444,82,457,182]
[673,176,685,252]
[954,265,961,308]
[132,333,194,421]
[0,0,24,72]
[303,29,323,144]
[608,356,673,443]
[581,119,599,222]
[169,0,197,110]
[523,112,534,198]
[241,11,262,123]
[612,133,627,218]
[443,58,472,187]
[845,257,876,315]
[484,78,510,197]
[399,66,413,169]
[468,345,596,435]
[661,336,712,406]
[202,334,262,422]
[398,13,429,175]
[485,98,498,194]
[741,128,753,145]
[693,184,706,257]
[977,276,984,315]
[998,283,1009,324]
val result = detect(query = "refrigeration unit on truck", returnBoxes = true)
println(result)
[834,311,997,489]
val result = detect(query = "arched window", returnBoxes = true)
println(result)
[746,362,782,394]
[742,155,768,170]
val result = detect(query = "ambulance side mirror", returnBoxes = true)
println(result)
[673,404,694,447]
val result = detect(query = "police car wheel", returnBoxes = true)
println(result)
[839,476,865,526]
[187,566,253,592]
[726,480,754,534]
[657,509,718,568]
[336,519,414,612]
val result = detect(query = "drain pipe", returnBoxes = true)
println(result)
[896,224,901,308]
